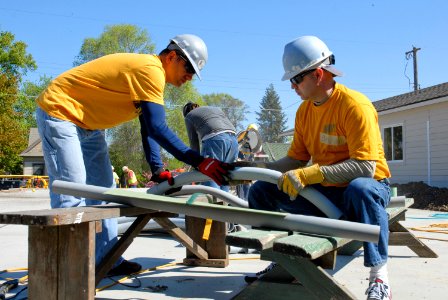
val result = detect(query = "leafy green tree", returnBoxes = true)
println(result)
[0,31,37,174]
[73,24,155,66]
[203,93,249,131]
[16,75,52,129]
[256,84,287,143]
[0,31,36,79]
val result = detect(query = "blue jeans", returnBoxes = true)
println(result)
[201,132,238,191]
[248,177,391,267]
[36,107,122,266]
[236,183,251,200]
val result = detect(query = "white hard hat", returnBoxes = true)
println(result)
[111,165,115,171]
[168,34,208,80]
[122,166,128,172]
[281,36,342,81]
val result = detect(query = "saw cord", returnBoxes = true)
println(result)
[96,256,261,292]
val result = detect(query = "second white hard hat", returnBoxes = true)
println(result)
[168,34,208,80]
[281,35,342,81]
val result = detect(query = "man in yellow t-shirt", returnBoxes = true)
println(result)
[35,34,234,277]
[237,36,392,300]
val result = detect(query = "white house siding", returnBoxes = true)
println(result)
[378,100,448,188]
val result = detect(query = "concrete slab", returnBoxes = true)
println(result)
[1,189,447,299]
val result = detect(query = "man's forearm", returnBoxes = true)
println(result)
[320,159,376,184]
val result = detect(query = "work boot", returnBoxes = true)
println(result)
[107,260,142,277]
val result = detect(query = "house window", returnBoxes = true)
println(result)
[32,163,45,175]
[383,125,403,161]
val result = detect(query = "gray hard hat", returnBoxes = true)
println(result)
[281,36,342,81]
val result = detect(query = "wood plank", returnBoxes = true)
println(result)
[96,214,152,285]
[28,223,95,300]
[225,229,289,250]
[389,221,438,258]
[28,226,59,300]
[182,258,228,268]
[58,223,95,300]
[273,252,356,300]
[0,205,171,226]
[184,215,228,267]
[273,233,351,260]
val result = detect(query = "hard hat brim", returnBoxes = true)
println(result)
[281,62,343,81]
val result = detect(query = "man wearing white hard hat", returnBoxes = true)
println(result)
[36,34,234,277]
[240,36,392,300]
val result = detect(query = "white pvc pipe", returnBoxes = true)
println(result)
[51,180,380,243]
[148,168,344,219]
[389,196,406,208]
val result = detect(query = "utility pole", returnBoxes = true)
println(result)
[405,46,421,91]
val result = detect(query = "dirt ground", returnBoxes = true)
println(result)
[392,181,448,212]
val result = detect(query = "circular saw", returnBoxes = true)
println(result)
[237,124,262,155]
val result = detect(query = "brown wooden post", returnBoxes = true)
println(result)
[28,222,95,300]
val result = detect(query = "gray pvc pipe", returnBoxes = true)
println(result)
[52,180,380,243]
[166,185,405,210]
[148,168,344,219]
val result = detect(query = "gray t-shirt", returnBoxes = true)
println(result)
[185,106,236,152]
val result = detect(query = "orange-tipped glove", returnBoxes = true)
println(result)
[277,164,324,200]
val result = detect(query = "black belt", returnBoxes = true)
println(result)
[378,178,390,185]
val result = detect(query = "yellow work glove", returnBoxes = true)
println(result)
[277,164,324,200]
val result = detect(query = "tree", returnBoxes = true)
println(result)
[73,24,155,66]
[203,93,249,131]
[0,31,37,174]
[16,75,52,129]
[256,84,287,143]
[0,31,36,79]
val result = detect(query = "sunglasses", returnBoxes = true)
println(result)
[290,69,316,85]
[176,52,196,75]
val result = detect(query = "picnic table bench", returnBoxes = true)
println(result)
[226,198,438,299]
[0,202,228,300]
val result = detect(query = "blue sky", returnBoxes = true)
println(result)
[1,1,447,129]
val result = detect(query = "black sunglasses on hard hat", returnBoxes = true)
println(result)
[290,69,316,85]
[175,51,196,75]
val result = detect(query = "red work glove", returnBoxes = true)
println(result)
[196,157,235,186]
[150,168,175,185]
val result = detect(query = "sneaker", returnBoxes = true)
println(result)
[366,278,392,300]
[228,223,249,234]
[107,260,142,277]
[244,262,277,283]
